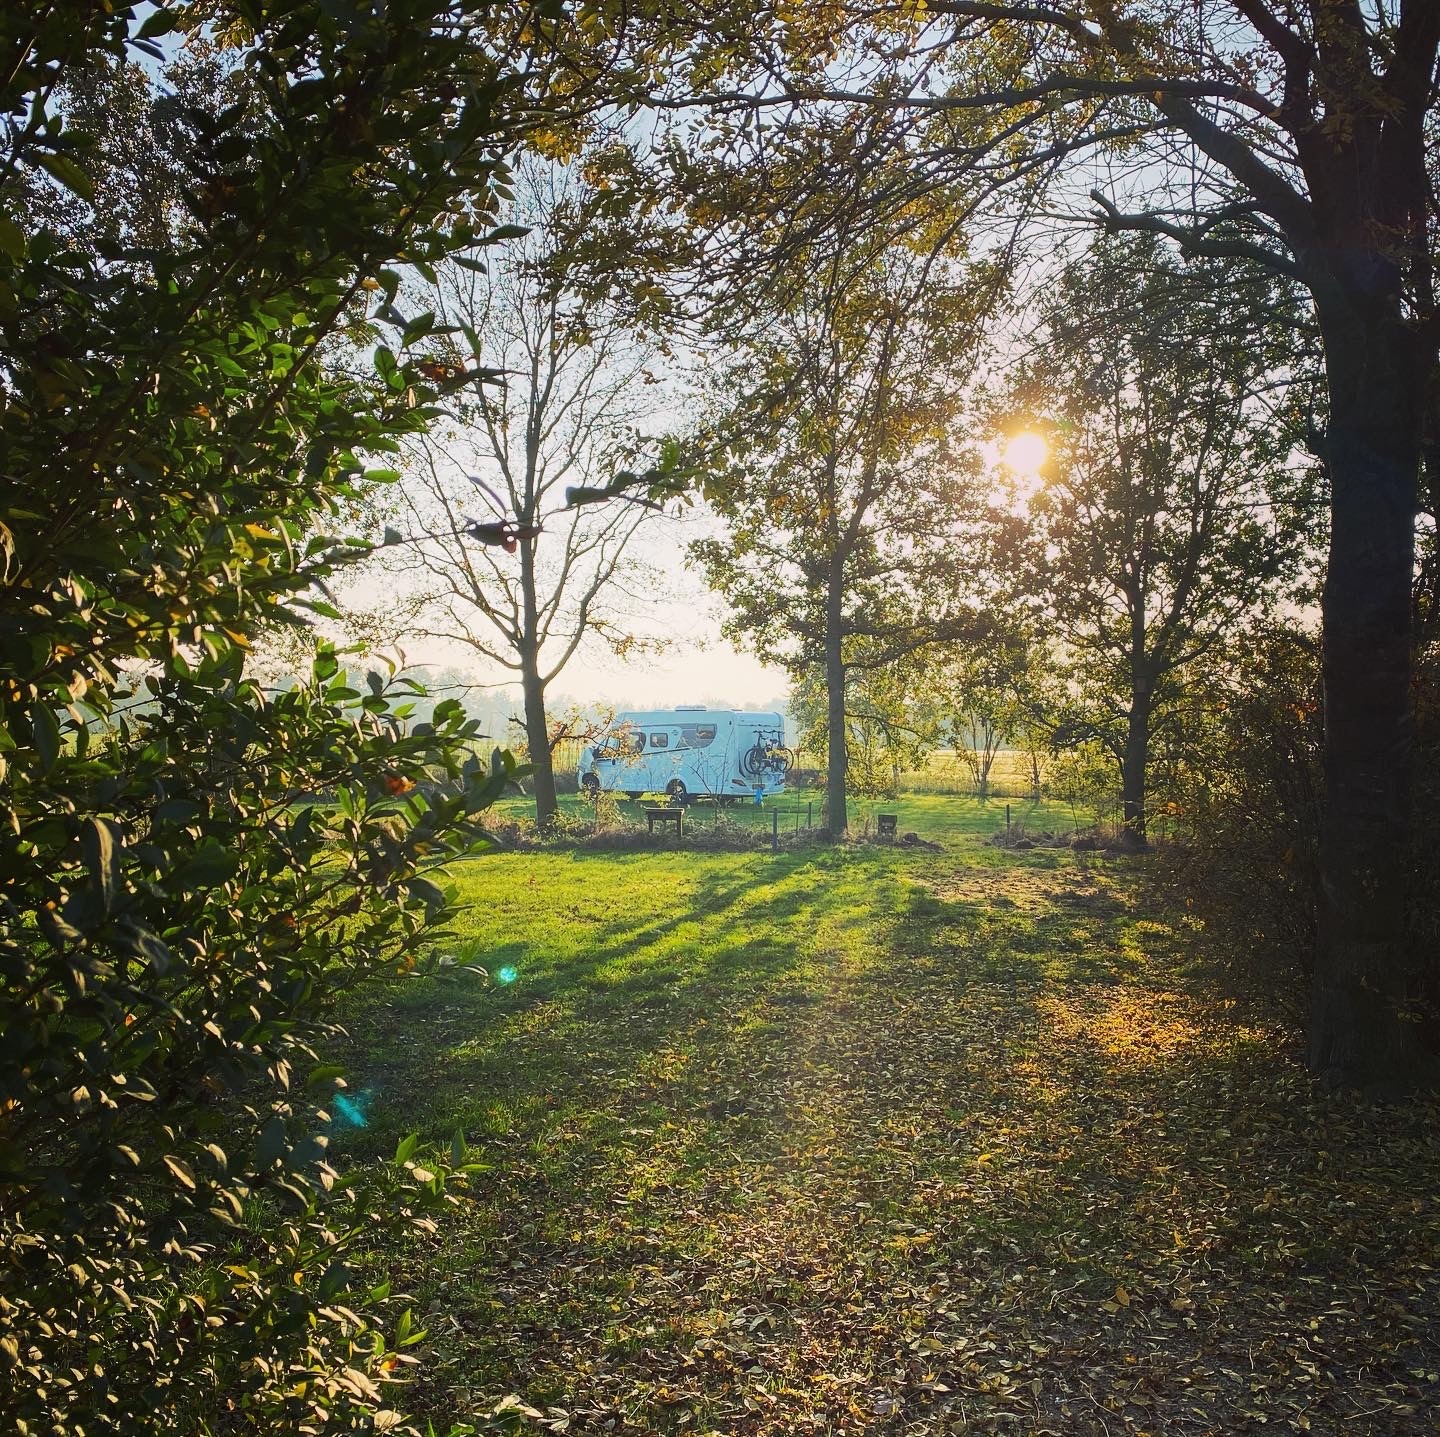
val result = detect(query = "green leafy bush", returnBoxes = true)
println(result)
[0,2,540,1427]
[1161,631,1440,1037]
[1158,630,1324,1004]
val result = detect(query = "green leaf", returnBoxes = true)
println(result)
[37,905,82,950]
[255,1115,288,1168]
[36,151,94,202]
[154,798,202,824]
[401,309,436,345]
[394,1133,419,1165]
[32,703,61,774]
[163,1154,196,1191]
[115,916,174,972]
[81,816,122,915]
[0,217,24,262]
[405,876,447,911]
[136,7,178,38]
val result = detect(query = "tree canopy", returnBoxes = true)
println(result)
[1004,233,1311,839]
[694,238,996,832]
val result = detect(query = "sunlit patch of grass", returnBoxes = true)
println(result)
[489,788,1078,845]
[1034,987,1274,1066]
[333,838,1440,1437]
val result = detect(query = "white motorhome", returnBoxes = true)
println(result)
[579,707,791,804]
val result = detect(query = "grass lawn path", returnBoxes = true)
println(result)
[340,846,1440,1436]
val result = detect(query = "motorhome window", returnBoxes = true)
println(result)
[680,724,717,749]
[625,732,644,753]
[649,732,669,749]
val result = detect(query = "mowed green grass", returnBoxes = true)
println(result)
[489,789,1077,843]
[336,840,1440,1436]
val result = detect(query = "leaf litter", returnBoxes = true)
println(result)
[351,852,1440,1436]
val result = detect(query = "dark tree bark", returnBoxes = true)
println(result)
[1120,699,1150,845]
[1120,603,1154,843]
[1307,292,1428,1086]
[519,540,559,829]
[519,654,558,828]
[824,562,848,837]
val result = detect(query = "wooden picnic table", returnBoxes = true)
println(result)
[644,807,683,836]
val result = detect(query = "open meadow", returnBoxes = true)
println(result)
[335,831,1440,1436]
[484,791,1080,845]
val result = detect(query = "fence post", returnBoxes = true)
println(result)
[771,809,779,853]
[1006,803,1011,838]
[807,801,813,829]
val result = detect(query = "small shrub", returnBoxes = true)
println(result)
[1047,742,1121,835]
[1157,630,1323,1007]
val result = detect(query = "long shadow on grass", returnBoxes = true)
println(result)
[333,845,906,1165]
[341,850,1440,1435]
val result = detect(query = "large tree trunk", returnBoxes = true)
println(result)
[975,722,993,800]
[824,569,847,837]
[1308,295,1430,1089]
[1119,598,1152,845]
[517,535,558,829]
[1119,700,1149,846]
[520,650,558,829]
[1120,659,1152,845]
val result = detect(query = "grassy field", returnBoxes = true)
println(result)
[895,749,1043,797]
[336,837,1440,1436]
[489,790,1079,844]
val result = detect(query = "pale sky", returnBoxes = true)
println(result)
[347,505,792,710]
[344,430,1036,713]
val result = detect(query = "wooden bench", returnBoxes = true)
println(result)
[644,807,683,836]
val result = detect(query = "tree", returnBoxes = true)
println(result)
[377,162,665,826]
[1003,234,1307,842]
[694,241,991,835]
[934,653,1022,802]
[617,0,1440,1087]
[957,707,1004,800]
[0,2,546,1426]
[788,657,938,802]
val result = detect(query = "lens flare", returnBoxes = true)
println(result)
[333,1092,369,1128]
[1002,431,1048,477]
[496,965,518,985]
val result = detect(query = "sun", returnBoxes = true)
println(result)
[1001,431,1048,478]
